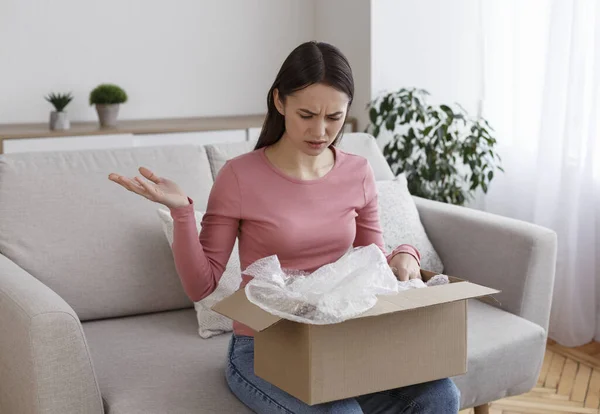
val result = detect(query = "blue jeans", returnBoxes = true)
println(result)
[225,334,460,414]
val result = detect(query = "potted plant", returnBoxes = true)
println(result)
[366,88,504,206]
[89,83,128,128]
[44,92,73,131]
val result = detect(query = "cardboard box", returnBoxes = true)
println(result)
[212,269,499,405]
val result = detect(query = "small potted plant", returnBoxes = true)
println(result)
[44,92,73,130]
[89,83,128,128]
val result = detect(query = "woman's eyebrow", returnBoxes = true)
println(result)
[298,108,344,116]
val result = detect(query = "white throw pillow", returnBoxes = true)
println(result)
[156,208,242,338]
[376,175,444,273]
[205,140,258,179]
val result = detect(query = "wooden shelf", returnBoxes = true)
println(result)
[0,114,358,154]
[0,114,267,140]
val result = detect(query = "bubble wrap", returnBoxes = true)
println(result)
[397,274,450,291]
[243,244,399,324]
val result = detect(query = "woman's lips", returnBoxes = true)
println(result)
[306,141,327,149]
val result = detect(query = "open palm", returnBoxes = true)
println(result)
[108,166,189,209]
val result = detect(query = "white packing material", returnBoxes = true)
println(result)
[243,244,399,324]
[397,273,450,290]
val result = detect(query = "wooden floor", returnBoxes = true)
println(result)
[460,341,600,414]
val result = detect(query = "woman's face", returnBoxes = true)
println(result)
[274,83,350,156]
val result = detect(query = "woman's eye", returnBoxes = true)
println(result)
[299,114,342,121]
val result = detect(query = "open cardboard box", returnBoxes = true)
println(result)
[212,269,500,405]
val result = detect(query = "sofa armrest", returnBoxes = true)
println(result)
[414,196,557,332]
[0,253,104,414]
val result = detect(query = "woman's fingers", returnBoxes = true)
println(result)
[108,173,149,198]
[108,173,129,189]
[121,177,148,196]
[139,166,161,184]
[134,176,160,200]
[392,265,421,281]
[108,173,143,192]
[409,269,422,280]
[395,267,410,282]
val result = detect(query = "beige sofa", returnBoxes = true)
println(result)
[0,133,557,414]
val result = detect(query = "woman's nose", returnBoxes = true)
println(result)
[312,119,326,138]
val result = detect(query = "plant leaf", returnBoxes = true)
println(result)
[369,107,378,124]
[440,105,454,117]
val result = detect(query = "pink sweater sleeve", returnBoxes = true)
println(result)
[168,162,241,301]
[354,162,421,266]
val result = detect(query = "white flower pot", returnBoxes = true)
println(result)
[95,104,120,128]
[49,111,70,130]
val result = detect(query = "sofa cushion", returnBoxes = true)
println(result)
[205,139,257,179]
[377,175,444,273]
[453,300,546,408]
[82,309,252,414]
[205,133,394,181]
[337,133,394,180]
[0,145,215,321]
[83,303,545,413]
[156,207,242,339]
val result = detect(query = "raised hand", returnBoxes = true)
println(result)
[108,166,190,209]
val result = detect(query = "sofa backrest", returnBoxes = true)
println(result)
[0,145,215,321]
[0,133,393,322]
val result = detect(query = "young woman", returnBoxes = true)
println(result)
[108,41,460,414]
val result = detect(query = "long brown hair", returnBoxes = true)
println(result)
[254,41,354,150]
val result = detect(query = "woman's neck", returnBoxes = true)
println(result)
[265,134,335,180]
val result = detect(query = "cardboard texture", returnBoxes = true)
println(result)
[212,269,500,405]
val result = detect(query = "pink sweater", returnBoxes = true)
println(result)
[169,146,421,337]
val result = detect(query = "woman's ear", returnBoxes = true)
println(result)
[273,89,285,116]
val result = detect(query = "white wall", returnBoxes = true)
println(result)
[314,0,371,132]
[316,0,485,132]
[316,0,486,134]
[0,0,315,124]
[0,0,486,127]
[371,0,483,115]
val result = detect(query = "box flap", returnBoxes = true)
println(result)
[211,288,282,332]
[358,281,500,319]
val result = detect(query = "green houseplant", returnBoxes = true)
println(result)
[366,88,503,206]
[44,92,73,131]
[89,84,128,128]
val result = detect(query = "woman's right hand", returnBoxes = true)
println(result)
[108,166,190,209]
